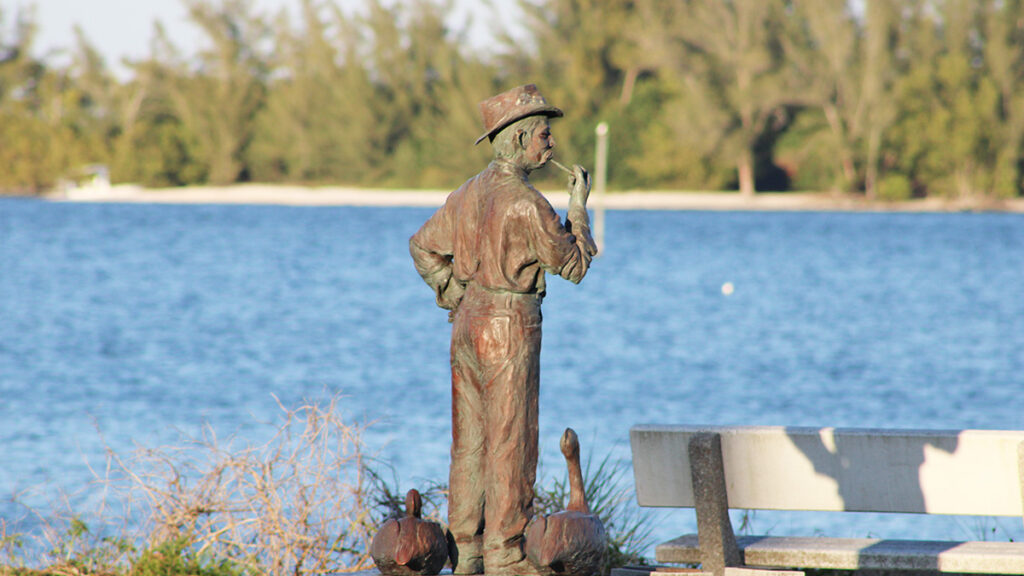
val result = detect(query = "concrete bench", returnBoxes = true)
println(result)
[627,425,1024,575]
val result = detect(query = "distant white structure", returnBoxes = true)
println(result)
[81,164,111,189]
[63,164,113,199]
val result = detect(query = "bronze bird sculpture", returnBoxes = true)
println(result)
[371,489,449,576]
[526,428,607,576]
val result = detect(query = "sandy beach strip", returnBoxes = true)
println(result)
[48,183,1024,213]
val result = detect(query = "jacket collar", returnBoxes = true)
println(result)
[491,157,529,180]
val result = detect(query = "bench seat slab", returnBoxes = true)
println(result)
[657,534,1024,574]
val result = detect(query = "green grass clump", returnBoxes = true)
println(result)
[130,537,243,576]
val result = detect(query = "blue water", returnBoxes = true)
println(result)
[2,199,1023,551]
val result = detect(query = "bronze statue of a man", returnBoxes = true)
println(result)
[409,84,598,575]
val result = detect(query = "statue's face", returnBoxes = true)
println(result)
[522,120,555,170]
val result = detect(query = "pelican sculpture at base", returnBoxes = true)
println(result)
[371,489,449,576]
[525,428,607,576]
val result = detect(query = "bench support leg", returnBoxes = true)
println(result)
[690,432,743,576]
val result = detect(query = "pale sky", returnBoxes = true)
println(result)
[27,0,521,77]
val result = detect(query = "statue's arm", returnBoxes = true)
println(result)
[557,197,597,284]
[564,166,598,268]
[528,167,598,284]
[409,203,464,311]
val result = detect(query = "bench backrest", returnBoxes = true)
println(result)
[631,425,1024,516]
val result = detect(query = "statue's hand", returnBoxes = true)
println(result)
[437,278,465,314]
[568,164,590,205]
[582,229,599,258]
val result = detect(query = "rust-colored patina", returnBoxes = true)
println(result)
[525,429,607,576]
[410,84,597,576]
[371,489,449,576]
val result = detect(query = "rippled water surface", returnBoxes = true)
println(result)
[2,199,1023,548]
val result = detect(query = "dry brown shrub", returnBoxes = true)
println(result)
[3,394,445,575]
[100,393,382,575]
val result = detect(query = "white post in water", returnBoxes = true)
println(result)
[594,122,608,254]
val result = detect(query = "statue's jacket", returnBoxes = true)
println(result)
[409,157,594,312]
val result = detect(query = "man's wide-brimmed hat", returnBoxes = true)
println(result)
[475,84,563,145]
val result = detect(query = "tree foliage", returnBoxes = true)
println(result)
[3,0,1024,201]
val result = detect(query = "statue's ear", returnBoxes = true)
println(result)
[517,128,528,150]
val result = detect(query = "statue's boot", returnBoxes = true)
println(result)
[488,557,548,576]
[451,537,483,575]
[484,548,546,576]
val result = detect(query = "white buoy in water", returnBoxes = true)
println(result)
[721,282,735,295]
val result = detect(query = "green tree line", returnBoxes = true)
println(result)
[2,0,1023,201]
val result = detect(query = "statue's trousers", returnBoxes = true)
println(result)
[448,283,542,572]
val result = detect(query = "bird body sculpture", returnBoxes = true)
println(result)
[371,489,449,576]
[526,428,607,576]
